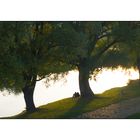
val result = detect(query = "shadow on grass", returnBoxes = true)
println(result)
[59,96,95,119]
[6,108,48,119]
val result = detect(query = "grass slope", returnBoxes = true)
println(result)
[8,80,140,119]
[127,113,140,119]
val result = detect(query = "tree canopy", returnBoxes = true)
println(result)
[0,22,70,111]
[101,22,140,79]
[0,21,140,112]
[50,21,135,97]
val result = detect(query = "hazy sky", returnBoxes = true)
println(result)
[0,68,139,118]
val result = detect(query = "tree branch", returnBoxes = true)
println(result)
[87,31,111,57]
[36,76,45,81]
[97,32,111,40]
[95,39,117,59]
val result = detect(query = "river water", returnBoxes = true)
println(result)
[0,68,138,118]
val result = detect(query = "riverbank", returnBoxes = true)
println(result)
[5,80,140,119]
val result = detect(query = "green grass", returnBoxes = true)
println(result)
[7,80,140,119]
[127,113,140,119]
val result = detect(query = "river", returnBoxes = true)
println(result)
[0,68,138,118]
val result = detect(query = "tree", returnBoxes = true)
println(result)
[0,22,70,112]
[51,21,131,98]
[101,22,140,80]
[123,22,140,80]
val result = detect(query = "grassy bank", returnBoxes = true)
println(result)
[127,113,140,119]
[7,80,140,119]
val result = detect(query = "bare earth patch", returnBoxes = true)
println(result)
[77,97,140,119]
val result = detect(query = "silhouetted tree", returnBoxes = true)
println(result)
[51,21,134,98]
[0,22,70,111]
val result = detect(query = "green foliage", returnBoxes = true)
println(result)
[109,22,140,73]
[51,21,133,80]
[127,112,140,119]
[0,21,140,102]
[0,21,139,91]
[90,22,140,74]
[0,22,71,94]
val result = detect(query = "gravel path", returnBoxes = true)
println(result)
[77,97,140,119]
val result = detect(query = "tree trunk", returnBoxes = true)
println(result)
[22,85,36,112]
[22,76,37,112]
[137,57,140,80]
[78,66,94,98]
[138,66,140,80]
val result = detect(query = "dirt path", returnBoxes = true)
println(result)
[77,97,140,119]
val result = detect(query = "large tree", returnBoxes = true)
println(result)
[0,22,70,112]
[51,21,133,98]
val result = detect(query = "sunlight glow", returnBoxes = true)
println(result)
[89,68,139,93]
[0,68,139,117]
